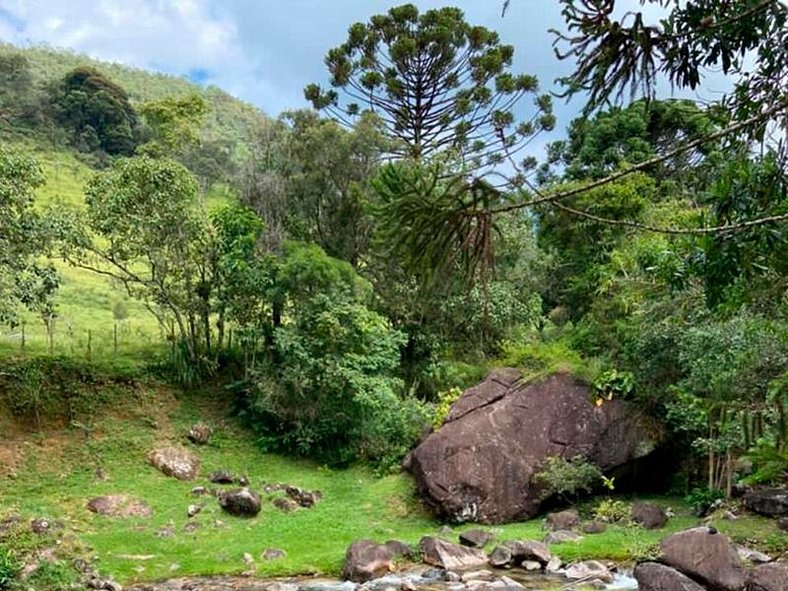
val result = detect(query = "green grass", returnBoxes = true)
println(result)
[3,383,785,587]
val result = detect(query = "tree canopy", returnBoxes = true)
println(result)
[305,3,554,180]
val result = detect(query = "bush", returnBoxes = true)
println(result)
[533,455,603,503]
[0,548,19,590]
[593,499,632,523]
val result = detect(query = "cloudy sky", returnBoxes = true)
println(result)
[0,0,729,145]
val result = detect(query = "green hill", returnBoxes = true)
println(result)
[0,43,270,360]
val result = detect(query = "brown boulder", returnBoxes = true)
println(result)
[749,562,788,591]
[403,371,661,523]
[147,446,200,480]
[87,495,152,518]
[632,501,668,529]
[634,562,706,591]
[419,536,488,570]
[341,539,393,582]
[502,540,551,566]
[660,527,747,591]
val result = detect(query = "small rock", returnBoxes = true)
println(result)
[632,501,668,529]
[440,525,453,535]
[238,474,250,486]
[191,486,208,496]
[521,561,541,571]
[545,556,562,573]
[218,488,261,517]
[87,495,152,518]
[148,446,200,481]
[488,545,512,568]
[736,545,772,564]
[545,509,580,531]
[445,572,461,582]
[209,470,235,484]
[183,522,200,533]
[155,525,174,538]
[214,519,224,528]
[187,504,202,518]
[102,580,122,591]
[187,422,213,445]
[581,521,606,534]
[502,540,551,566]
[460,570,494,582]
[723,510,739,520]
[565,561,613,584]
[285,485,322,507]
[778,517,788,531]
[341,539,393,582]
[460,529,494,548]
[262,548,287,560]
[243,552,255,565]
[400,581,417,591]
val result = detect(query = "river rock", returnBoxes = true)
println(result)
[660,527,747,591]
[744,488,788,517]
[545,509,580,531]
[502,540,551,566]
[285,485,322,507]
[459,529,494,548]
[634,562,706,591]
[384,540,414,559]
[218,488,261,517]
[342,540,393,582]
[87,495,152,518]
[749,562,788,591]
[632,501,668,529]
[488,545,512,567]
[420,536,488,570]
[565,560,613,584]
[403,371,662,523]
[147,446,200,480]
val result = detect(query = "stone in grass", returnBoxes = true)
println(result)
[631,501,668,529]
[186,422,213,445]
[262,548,287,560]
[87,495,152,518]
[218,488,261,517]
[341,539,394,582]
[420,536,488,570]
[147,446,200,481]
[209,470,235,484]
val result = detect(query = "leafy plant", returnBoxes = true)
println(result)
[0,547,19,590]
[533,455,603,503]
[593,499,632,524]
[432,387,463,430]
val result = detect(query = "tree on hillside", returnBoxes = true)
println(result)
[305,3,554,178]
[0,147,58,326]
[139,93,209,156]
[0,51,34,120]
[51,66,139,156]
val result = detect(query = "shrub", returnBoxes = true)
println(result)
[533,455,603,503]
[0,547,19,590]
[593,499,632,523]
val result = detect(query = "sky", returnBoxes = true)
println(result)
[0,0,731,149]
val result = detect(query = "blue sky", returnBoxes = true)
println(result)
[0,1,731,151]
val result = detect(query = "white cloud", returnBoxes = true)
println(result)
[1,0,276,111]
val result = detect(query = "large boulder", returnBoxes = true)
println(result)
[749,562,788,591]
[744,488,788,517]
[341,540,393,582]
[419,536,488,570]
[403,370,662,523]
[147,446,200,481]
[660,527,747,591]
[634,562,706,591]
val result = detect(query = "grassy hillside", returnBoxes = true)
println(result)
[0,43,272,155]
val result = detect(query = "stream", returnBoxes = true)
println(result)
[125,566,639,591]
